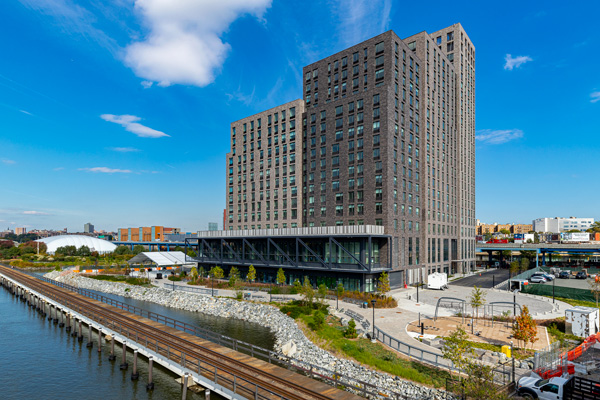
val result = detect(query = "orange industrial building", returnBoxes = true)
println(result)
[117,226,180,242]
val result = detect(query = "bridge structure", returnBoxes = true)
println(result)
[0,265,379,400]
[112,241,187,251]
[476,243,600,267]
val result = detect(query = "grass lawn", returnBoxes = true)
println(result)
[280,301,451,388]
[546,296,599,309]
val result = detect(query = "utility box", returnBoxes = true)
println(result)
[427,272,448,290]
[565,307,600,338]
[501,345,511,359]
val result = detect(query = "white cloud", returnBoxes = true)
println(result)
[53,167,65,171]
[2,159,16,165]
[476,129,524,144]
[331,0,393,48]
[19,109,34,116]
[22,211,51,216]
[100,114,169,138]
[141,80,153,89]
[590,91,600,103]
[124,0,272,87]
[79,167,133,173]
[110,147,141,153]
[504,54,532,70]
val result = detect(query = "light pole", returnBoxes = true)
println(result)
[371,299,376,342]
[553,277,555,303]
[211,273,214,296]
[416,281,419,303]
[510,340,515,383]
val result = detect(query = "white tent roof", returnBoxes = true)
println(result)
[37,235,117,255]
[127,251,189,266]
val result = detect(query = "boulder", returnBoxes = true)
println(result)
[281,340,297,357]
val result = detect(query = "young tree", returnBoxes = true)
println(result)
[228,266,240,286]
[293,279,302,293]
[209,266,224,279]
[301,276,315,307]
[246,264,256,283]
[509,260,520,278]
[463,362,508,400]
[512,305,538,349]
[441,325,474,371]
[190,266,198,282]
[519,257,530,273]
[378,271,391,295]
[344,319,358,338]
[198,266,205,279]
[336,282,345,299]
[469,286,486,320]
[311,311,325,331]
[317,283,328,306]
[276,268,286,285]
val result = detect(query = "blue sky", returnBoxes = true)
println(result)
[1,0,599,233]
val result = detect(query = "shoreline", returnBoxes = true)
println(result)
[44,270,451,400]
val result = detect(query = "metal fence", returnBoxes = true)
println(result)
[162,282,216,296]
[25,271,412,399]
[375,327,512,385]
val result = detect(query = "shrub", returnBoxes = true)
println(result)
[344,319,358,338]
[310,311,325,331]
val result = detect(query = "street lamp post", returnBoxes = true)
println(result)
[416,282,419,303]
[371,299,376,342]
[553,277,555,303]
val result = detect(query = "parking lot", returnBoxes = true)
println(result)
[532,274,597,290]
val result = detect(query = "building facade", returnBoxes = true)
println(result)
[15,227,27,235]
[533,217,595,233]
[476,222,533,235]
[84,223,94,234]
[118,226,181,242]
[223,24,476,288]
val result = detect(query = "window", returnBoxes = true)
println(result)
[373,121,380,132]
[436,36,441,45]
[373,107,380,118]
[373,135,380,145]
[375,68,384,80]
[375,55,384,67]
[335,130,343,140]
[335,105,343,116]
[373,94,380,105]
[375,41,384,53]
[353,51,359,62]
[357,99,363,110]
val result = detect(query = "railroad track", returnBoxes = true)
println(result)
[0,265,360,400]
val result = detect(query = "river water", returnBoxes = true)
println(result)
[0,278,276,400]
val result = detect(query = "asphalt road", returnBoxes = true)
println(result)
[450,268,510,288]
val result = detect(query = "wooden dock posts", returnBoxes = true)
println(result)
[146,356,154,391]
[108,335,116,361]
[131,350,139,380]
[0,277,186,396]
[120,341,128,370]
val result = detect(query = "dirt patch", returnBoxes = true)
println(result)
[407,316,549,350]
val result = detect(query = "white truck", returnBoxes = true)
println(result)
[517,375,600,400]
[426,272,448,290]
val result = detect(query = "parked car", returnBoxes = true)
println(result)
[541,273,555,281]
[558,271,571,279]
[529,274,547,283]
[575,271,588,279]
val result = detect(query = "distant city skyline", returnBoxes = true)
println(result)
[1,1,599,232]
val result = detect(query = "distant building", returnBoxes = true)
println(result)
[208,223,218,231]
[15,227,27,235]
[117,226,181,241]
[533,217,595,233]
[84,222,94,234]
[476,222,533,235]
